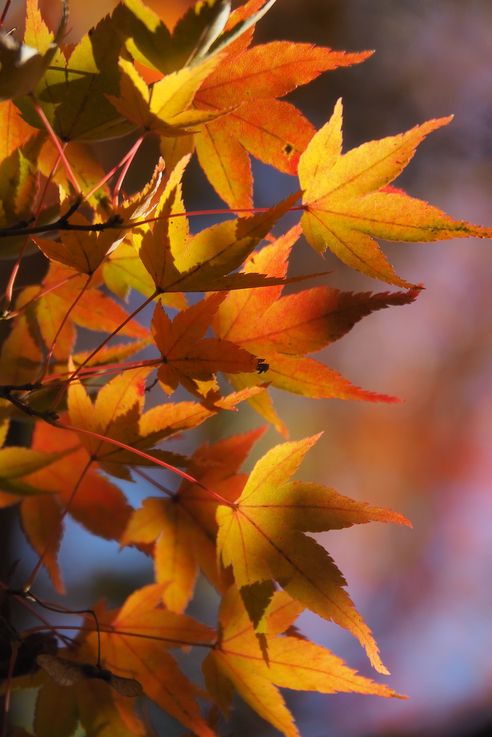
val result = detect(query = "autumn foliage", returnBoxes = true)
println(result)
[0,1,489,735]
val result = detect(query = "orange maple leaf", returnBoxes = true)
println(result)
[299,98,490,285]
[122,427,266,611]
[214,226,417,432]
[84,584,217,737]
[151,293,259,399]
[194,42,372,207]
[204,587,403,737]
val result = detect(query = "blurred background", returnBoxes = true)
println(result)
[3,1,492,736]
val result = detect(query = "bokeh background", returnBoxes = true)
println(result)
[4,1,492,736]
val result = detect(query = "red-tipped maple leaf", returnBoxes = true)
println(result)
[214,225,417,432]
[151,293,258,399]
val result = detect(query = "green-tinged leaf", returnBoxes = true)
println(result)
[0,140,41,228]
[217,436,410,673]
[115,0,257,74]
[300,99,490,285]
[108,55,228,135]
[0,445,72,498]
[18,12,132,140]
[0,0,67,101]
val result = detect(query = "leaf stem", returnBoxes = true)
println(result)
[133,458,231,506]
[112,134,145,208]
[133,467,175,497]
[4,272,80,319]
[23,590,103,668]
[0,0,12,29]
[29,94,81,196]
[6,588,75,648]
[83,132,147,205]
[42,357,160,385]
[54,420,201,486]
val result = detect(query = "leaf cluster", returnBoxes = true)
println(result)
[0,1,488,736]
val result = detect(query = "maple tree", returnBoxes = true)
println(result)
[0,1,489,735]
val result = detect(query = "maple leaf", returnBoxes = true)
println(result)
[108,54,229,136]
[34,221,121,276]
[204,587,403,737]
[214,226,417,432]
[0,445,69,497]
[0,400,10,447]
[66,366,264,477]
[122,427,265,611]
[136,171,301,293]
[16,263,149,365]
[151,293,258,399]
[0,314,41,386]
[0,135,41,236]
[0,0,67,102]
[66,367,178,479]
[193,44,372,208]
[114,0,272,75]
[18,421,134,591]
[299,99,490,286]
[0,101,35,160]
[216,434,411,673]
[34,676,145,737]
[3,2,489,735]
[103,240,187,310]
[136,384,266,448]
[81,584,217,737]
[17,9,133,141]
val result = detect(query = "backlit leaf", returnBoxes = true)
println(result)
[300,99,490,285]
[204,587,401,737]
[216,435,410,673]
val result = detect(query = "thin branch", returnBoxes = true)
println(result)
[0,204,306,239]
[1,641,17,737]
[4,272,80,319]
[6,590,74,649]
[54,420,203,486]
[26,624,215,649]
[133,467,175,498]
[22,591,102,668]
